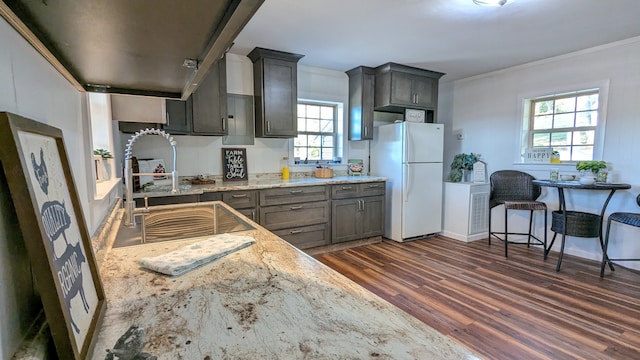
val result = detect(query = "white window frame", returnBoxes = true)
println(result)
[518,80,609,165]
[291,99,343,165]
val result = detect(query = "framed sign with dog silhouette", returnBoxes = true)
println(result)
[0,112,105,359]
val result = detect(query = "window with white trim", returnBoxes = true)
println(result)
[294,102,337,163]
[528,89,599,161]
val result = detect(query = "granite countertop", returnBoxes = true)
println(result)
[92,204,479,359]
[133,175,387,199]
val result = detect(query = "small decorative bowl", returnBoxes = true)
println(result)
[579,176,596,185]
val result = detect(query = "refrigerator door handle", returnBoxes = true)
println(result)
[403,164,409,202]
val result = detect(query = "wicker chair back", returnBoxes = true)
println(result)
[490,170,541,209]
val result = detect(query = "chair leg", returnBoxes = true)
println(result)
[543,209,548,260]
[488,206,493,246]
[600,219,614,277]
[556,233,567,272]
[527,209,534,248]
[504,207,508,257]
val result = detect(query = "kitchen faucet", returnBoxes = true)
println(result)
[123,128,178,226]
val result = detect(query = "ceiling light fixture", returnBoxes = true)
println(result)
[473,0,507,6]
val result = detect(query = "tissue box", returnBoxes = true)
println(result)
[314,168,334,178]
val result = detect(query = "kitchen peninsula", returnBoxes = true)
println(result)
[92,201,479,359]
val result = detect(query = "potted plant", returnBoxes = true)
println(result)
[575,160,607,183]
[93,148,113,180]
[448,153,481,182]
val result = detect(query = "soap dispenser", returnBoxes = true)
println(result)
[281,157,290,180]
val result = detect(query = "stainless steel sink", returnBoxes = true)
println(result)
[114,201,254,248]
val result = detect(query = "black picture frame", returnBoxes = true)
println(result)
[0,112,106,359]
[222,148,248,181]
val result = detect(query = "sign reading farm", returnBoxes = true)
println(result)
[222,148,248,181]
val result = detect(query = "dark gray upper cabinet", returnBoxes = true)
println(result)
[192,56,227,135]
[346,66,376,141]
[163,98,192,135]
[248,48,304,138]
[374,62,445,115]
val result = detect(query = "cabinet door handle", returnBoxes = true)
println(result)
[267,121,271,133]
[221,117,225,131]
[415,93,419,104]
[290,229,303,234]
[289,205,303,210]
[290,190,303,194]
[166,111,170,126]
[232,194,248,198]
[251,210,255,221]
[364,126,368,137]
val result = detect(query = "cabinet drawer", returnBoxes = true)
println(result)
[259,201,330,230]
[331,182,385,199]
[134,194,199,207]
[222,190,257,209]
[260,185,328,206]
[199,192,222,202]
[273,223,330,249]
[359,182,385,197]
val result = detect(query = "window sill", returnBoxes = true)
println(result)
[95,177,121,200]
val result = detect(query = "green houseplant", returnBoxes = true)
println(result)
[448,153,481,182]
[576,160,607,183]
[93,148,113,158]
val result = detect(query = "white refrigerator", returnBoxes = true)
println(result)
[370,122,444,242]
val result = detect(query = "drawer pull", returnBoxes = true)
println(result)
[289,229,303,234]
[289,205,303,210]
[368,184,381,188]
[290,190,303,194]
[341,186,354,190]
[232,194,248,198]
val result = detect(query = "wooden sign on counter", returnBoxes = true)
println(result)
[222,148,248,181]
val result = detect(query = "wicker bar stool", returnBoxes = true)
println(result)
[600,194,640,277]
[488,170,548,258]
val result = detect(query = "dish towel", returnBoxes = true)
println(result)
[138,234,255,276]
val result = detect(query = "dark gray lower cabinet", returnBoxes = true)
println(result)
[272,223,330,249]
[134,194,199,207]
[331,182,385,244]
[332,196,384,244]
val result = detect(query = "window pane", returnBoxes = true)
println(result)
[321,148,333,160]
[575,110,598,127]
[572,146,593,161]
[554,97,575,113]
[294,147,307,160]
[297,104,306,118]
[320,120,333,133]
[572,130,594,145]
[551,132,570,146]
[553,113,575,128]
[294,135,307,147]
[555,146,571,161]
[533,115,552,130]
[576,94,598,111]
[297,118,306,132]
[322,136,333,147]
[532,133,550,146]
[320,106,333,120]
[307,105,320,119]
[307,119,320,132]
[534,100,554,115]
[309,134,321,146]
[308,148,321,160]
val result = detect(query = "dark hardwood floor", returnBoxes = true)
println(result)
[314,236,640,360]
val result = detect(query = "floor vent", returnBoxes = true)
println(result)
[469,192,490,235]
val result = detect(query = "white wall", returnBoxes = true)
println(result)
[439,37,640,270]
[121,56,369,177]
[0,17,118,357]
